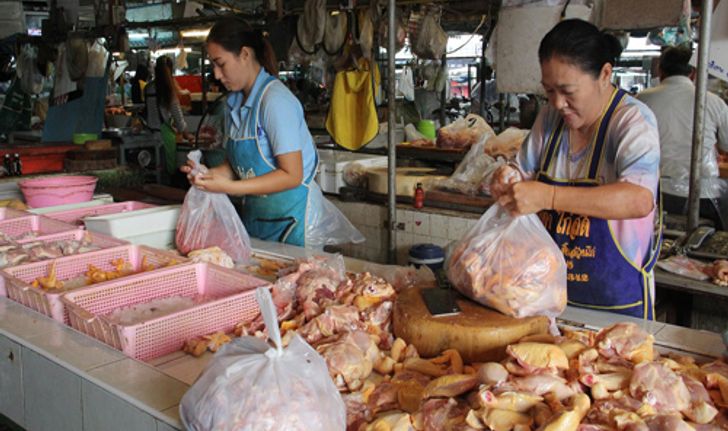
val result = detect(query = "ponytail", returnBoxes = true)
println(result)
[207,16,279,76]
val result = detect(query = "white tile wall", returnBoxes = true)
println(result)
[0,335,23,427]
[23,348,83,431]
[82,380,158,431]
[332,199,480,264]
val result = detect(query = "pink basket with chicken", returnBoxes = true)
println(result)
[43,201,157,226]
[0,214,79,244]
[61,263,268,361]
[0,230,127,294]
[2,245,187,324]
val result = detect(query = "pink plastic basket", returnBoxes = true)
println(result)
[0,214,78,243]
[0,207,28,221]
[19,176,98,208]
[0,230,127,295]
[61,263,268,361]
[2,245,187,324]
[43,201,157,225]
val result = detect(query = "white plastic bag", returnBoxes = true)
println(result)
[176,151,252,263]
[180,287,346,431]
[446,204,567,319]
[16,45,44,95]
[397,66,415,102]
[305,182,365,247]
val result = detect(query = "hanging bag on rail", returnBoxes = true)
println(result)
[175,150,252,263]
[179,286,346,431]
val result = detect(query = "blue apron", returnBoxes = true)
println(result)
[226,75,317,247]
[536,88,661,320]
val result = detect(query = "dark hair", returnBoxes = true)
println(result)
[659,46,694,77]
[207,16,279,76]
[538,19,623,78]
[154,55,178,111]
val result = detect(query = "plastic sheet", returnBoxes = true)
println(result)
[180,287,346,431]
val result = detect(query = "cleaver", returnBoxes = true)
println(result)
[421,269,461,317]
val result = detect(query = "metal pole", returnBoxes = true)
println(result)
[687,0,713,233]
[479,35,487,119]
[387,1,397,263]
[439,53,447,127]
[201,44,208,115]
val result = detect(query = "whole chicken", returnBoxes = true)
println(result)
[318,330,380,392]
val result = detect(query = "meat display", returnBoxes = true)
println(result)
[0,234,100,268]
[176,254,726,431]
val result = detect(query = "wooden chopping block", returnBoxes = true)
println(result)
[393,287,550,363]
[84,139,112,150]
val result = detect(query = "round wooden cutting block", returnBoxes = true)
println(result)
[393,287,551,363]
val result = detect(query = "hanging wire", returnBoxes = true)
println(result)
[445,14,486,55]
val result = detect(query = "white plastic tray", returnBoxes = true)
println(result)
[83,205,180,249]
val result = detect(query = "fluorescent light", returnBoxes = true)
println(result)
[128,31,149,40]
[181,28,210,38]
[154,47,193,56]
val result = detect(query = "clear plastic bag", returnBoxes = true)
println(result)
[412,13,447,60]
[176,151,252,263]
[305,181,365,247]
[180,287,346,431]
[16,45,44,95]
[446,204,567,319]
[436,139,502,196]
[436,114,494,150]
[484,127,529,160]
[655,255,710,281]
[354,261,435,292]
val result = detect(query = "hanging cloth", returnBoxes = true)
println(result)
[326,59,380,150]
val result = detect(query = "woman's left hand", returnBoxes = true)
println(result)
[192,172,235,194]
[498,181,553,216]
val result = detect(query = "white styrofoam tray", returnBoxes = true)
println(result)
[83,205,180,249]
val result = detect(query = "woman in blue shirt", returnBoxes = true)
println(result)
[182,17,360,247]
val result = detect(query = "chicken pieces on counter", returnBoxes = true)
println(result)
[178,254,728,431]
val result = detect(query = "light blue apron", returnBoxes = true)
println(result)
[536,88,662,320]
[226,75,317,247]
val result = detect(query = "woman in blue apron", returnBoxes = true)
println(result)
[492,19,662,319]
[181,17,361,248]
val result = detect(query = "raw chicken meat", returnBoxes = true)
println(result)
[187,246,234,268]
[318,330,380,391]
[419,398,470,431]
[629,362,691,414]
[682,375,719,424]
[595,322,655,364]
[299,304,363,345]
[496,372,580,401]
[704,260,728,286]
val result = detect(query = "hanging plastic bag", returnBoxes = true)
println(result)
[412,12,447,60]
[446,204,567,319]
[484,127,529,160]
[397,66,415,102]
[305,181,365,247]
[176,150,252,263]
[180,287,346,431]
[176,41,188,70]
[66,35,89,82]
[86,39,109,78]
[16,45,44,95]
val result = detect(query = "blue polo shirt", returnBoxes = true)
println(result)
[225,69,317,181]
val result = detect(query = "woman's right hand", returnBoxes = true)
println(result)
[489,165,522,199]
[180,159,207,185]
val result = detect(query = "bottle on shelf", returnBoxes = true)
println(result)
[413,182,425,209]
[2,154,11,176]
[12,153,21,176]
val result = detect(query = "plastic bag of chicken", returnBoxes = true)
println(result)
[180,286,346,431]
[176,151,251,264]
[446,204,567,319]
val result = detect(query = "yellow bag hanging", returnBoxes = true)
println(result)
[326,59,379,151]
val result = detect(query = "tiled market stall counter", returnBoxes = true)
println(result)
[1,239,726,431]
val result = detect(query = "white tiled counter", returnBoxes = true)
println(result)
[1,239,726,430]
